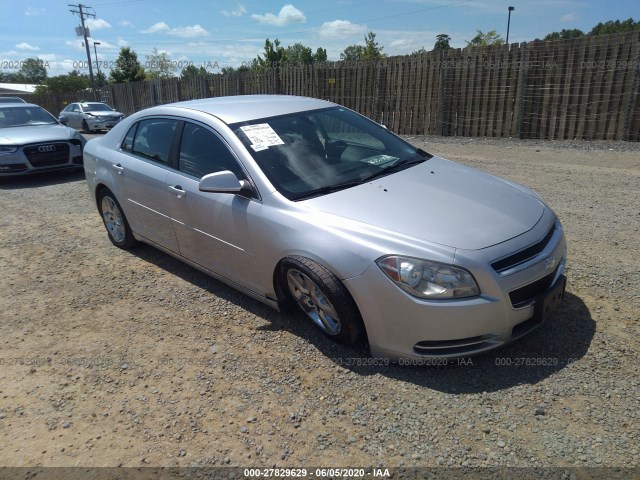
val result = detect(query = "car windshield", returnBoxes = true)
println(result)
[231,106,431,201]
[0,106,58,127]
[82,103,114,112]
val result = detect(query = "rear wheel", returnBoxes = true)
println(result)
[98,188,137,249]
[281,256,365,345]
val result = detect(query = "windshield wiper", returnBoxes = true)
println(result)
[290,180,366,201]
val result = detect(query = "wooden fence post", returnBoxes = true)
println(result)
[623,50,640,141]
[517,44,529,139]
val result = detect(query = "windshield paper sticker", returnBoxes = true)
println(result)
[364,154,398,165]
[240,124,284,151]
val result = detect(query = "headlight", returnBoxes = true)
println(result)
[377,255,480,299]
[0,145,19,155]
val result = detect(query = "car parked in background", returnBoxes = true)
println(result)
[83,95,566,361]
[0,97,27,103]
[0,103,86,176]
[59,102,125,133]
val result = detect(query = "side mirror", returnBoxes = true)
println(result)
[59,117,69,125]
[199,170,254,198]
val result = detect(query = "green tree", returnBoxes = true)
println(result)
[259,38,286,66]
[340,44,366,61]
[34,70,89,94]
[589,18,639,36]
[109,47,146,84]
[434,34,452,52]
[180,64,209,78]
[466,30,504,47]
[341,31,385,61]
[0,71,19,82]
[145,48,177,80]
[313,47,328,62]
[16,57,48,83]
[94,70,108,88]
[363,31,385,60]
[544,29,585,41]
[284,43,313,65]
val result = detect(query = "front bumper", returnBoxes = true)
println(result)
[343,221,567,361]
[86,116,123,131]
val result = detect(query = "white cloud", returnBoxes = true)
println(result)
[16,42,40,51]
[390,39,409,48]
[92,40,117,50]
[65,40,85,50]
[141,21,209,37]
[169,25,209,38]
[119,20,134,28]
[222,5,247,17]
[141,21,171,34]
[25,6,45,16]
[117,38,129,47]
[251,4,305,26]
[318,20,365,39]
[86,18,112,30]
[561,12,578,23]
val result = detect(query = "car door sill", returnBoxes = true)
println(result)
[133,234,281,312]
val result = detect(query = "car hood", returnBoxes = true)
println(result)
[302,157,545,250]
[0,124,79,144]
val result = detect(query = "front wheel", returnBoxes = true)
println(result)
[82,120,91,133]
[98,188,137,249]
[281,256,365,345]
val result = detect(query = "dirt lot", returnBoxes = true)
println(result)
[0,136,638,470]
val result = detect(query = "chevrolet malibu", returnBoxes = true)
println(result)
[83,95,567,361]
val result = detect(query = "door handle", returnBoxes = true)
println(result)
[112,163,124,174]
[168,185,186,198]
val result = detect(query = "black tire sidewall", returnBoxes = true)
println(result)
[281,256,365,345]
[98,189,135,249]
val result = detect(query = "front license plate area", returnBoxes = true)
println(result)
[534,275,566,324]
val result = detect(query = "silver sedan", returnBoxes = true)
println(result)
[0,103,86,176]
[83,95,567,361]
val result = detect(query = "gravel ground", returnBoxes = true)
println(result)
[0,135,638,472]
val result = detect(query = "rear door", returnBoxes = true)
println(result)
[112,117,181,252]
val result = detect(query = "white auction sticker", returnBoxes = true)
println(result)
[240,124,284,150]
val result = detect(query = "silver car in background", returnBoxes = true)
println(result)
[83,95,566,361]
[59,102,125,133]
[0,103,86,176]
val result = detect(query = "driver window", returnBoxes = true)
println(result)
[179,123,244,179]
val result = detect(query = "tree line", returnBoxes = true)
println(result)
[2,17,637,94]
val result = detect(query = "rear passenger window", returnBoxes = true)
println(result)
[131,118,178,164]
[121,124,137,152]
[179,123,244,179]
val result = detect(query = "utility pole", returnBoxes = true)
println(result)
[506,6,515,44]
[69,3,96,100]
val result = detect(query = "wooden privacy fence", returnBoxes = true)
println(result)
[26,31,640,141]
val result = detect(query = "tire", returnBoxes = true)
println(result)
[98,188,137,249]
[82,120,91,134]
[281,256,365,345]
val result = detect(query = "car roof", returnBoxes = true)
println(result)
[163,95,337,124]
[0,102,41,108]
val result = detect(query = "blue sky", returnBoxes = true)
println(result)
[1,0,638,77]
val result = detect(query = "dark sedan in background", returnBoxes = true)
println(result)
[59,102,125,133]
[0,103,86,176]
